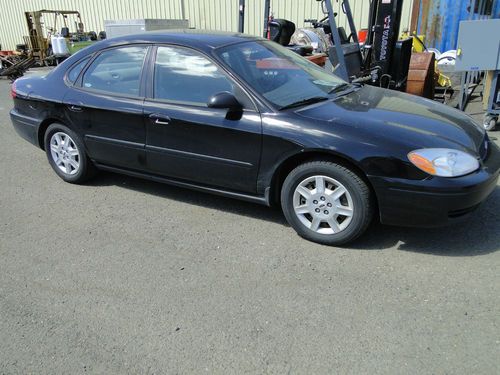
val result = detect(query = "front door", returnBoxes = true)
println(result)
[143,45,262,193]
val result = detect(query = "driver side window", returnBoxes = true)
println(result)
[153,46,235,106]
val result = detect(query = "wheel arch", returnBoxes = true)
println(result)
[268,150,377,209]
[37,118,65,150]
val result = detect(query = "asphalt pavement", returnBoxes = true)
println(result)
[0,71,499,374]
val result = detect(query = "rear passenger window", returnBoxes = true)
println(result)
[154,46,234,105]
[82,46,148,96]
[66,56,90,84]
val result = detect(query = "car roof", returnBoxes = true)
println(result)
[99,29,262,51]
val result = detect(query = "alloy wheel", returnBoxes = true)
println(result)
[293,175,354,234]
[49,132,80,175]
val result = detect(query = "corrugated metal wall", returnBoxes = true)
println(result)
[0,0,414,51]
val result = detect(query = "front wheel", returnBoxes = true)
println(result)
[44,123,96,184]
[281,161,374,246]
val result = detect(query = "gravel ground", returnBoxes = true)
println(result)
[0,71,499,374]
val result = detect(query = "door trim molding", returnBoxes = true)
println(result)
[85,134,145,150]
[146,144,254,168]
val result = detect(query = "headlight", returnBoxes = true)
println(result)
[408,148,479,177]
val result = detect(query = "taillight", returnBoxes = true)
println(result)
[10,80,16,98]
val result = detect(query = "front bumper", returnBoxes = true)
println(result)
[369,140,500,227]
[10,108,40,147]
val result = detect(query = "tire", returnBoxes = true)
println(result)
[483,116,497,131]
[281,161,374,246]
[44,123,96,184]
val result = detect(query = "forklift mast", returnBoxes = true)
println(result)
[257,0,409,86]
[323,0,408,87]
[323,0,357,81]
[366,0,404,77]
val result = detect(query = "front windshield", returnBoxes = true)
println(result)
[215,40,346,108]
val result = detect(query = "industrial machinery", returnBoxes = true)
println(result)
[483,72,500,130]
[24,10,100,65]
[253,0,415,93]
[362,0,414,89]
[0,48,35,81]
[267,18,328,66]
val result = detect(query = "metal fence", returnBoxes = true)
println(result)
[0,0,414,51]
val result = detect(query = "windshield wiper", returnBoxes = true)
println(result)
[328,83,351,94]
[279,96,328,111]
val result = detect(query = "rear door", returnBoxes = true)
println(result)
[63,45,149,170]
[143,45,262,193]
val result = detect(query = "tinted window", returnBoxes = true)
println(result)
[82,46,148,96]
[66,57,90,84]
[154,46,234,105]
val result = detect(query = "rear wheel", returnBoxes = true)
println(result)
[44,123,96,183]
[281,161,373,245]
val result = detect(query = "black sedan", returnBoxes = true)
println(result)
[10,30,500,245]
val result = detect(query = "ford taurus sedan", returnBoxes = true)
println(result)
[10,30,500,245]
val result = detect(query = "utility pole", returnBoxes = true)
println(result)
[180,0,186,20]
[263,0,271,38]
[238,0,245,33]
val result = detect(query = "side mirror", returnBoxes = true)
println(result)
[208,91,242,111]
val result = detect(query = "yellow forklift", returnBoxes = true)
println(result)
[24,9,100,65]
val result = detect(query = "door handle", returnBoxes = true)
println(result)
[149,113,171,125]
[155,118,171,125]
[68,105,83,112]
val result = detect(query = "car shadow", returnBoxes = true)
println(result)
[87,171,288,225]
[350,186,500,256]
[89,172,499,257]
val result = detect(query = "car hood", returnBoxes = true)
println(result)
[295,85,485,154]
